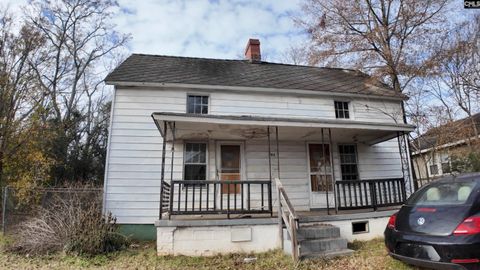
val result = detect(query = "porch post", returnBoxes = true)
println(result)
[397,132,413,198]
[159,121,168,219]
[168,122,176,219]
[275,126,280,175]
[274,127,280,215]
[328,128,338,214]
[322,128,330,215]
[267,126,272,183]
[267,126,273,216]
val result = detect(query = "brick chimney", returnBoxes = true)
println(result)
[244,38,261,61]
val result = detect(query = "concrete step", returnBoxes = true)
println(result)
[299,238,348,254]
[297,225,340,240]
[301,249,355,260]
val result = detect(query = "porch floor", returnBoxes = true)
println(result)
[162,206,400,222]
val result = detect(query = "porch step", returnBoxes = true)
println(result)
[299,238,348,254]
[301,249,355,260]
[297,225,340,240]
[296,224,353,259]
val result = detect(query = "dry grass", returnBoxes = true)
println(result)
[0,235,419,270]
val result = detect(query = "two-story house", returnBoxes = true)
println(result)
[103,39,415,259]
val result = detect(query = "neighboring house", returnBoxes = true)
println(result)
[411,113,480,186]
[103,39,415,258]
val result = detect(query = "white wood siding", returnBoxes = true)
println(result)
[105,87,404,224]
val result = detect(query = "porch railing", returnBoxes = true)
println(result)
[276,178,300,261]
[159,181,171,218]
[335,178,406,211]
[166,180,272,218]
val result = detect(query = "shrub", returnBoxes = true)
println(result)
[10,189,129,255]
[451,151,480,173]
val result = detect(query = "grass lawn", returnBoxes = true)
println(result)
[0,235,420,270]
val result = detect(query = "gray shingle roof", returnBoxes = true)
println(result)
[105,54,406,99]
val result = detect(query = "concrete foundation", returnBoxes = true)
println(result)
[156,218,279,256]
[156,211,394,256]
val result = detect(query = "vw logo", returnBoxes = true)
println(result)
[417,217,426,226]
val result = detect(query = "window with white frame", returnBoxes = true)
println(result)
[338,144,359,180]
[187,95,208,114]
[184,143,207,181]
[440,153,451,174]
[334,101,350,119]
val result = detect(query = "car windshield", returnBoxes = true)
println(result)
[408,181,477,206]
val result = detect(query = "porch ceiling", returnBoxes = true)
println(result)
[151,112,415,145]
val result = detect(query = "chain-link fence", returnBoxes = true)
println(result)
[1,186,102,235]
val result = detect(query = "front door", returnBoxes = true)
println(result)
[308,143,335,208]
[218,143,242,194]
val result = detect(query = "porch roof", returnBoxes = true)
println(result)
[151,112,415,145]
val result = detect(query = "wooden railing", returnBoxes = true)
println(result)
[167,180,272,218]
[335,178,406,210]
[276,178,300,261]
[159,181,171,218]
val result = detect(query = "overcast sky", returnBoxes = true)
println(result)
[6,0,306,62]
[113,0,306,61]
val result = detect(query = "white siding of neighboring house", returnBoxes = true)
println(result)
[104,87,405,224]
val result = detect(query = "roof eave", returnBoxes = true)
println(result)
[151,112,416,132]
[104,80,409,101]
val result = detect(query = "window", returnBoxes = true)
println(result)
[338,144,358,180]
[429,164,439,176]
[334,101,350,119]
[440,154,451,174]
[184,143,207,182]
[441,162,451,174]
[187,95,208,114]
[308,144,332,192]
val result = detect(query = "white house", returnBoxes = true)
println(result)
[103,39,415,259]
[411,113,480,187]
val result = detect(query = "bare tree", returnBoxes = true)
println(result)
[297,0,452,93]
[25,0,129,183]
[281,44,309,65]
[428,15,480,137]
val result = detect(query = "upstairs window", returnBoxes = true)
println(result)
[187,95,208,114]
[334,101,350,119]
[339,144,359,180]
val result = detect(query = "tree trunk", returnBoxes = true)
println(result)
[0,149,4,188]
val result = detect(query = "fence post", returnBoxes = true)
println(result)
[2,187,7,234]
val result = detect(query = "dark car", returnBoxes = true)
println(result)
[385,173,480,270]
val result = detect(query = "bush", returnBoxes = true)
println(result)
[9,189,129,255]
[451,151,480,173]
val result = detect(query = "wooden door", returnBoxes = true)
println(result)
[220,145,241,194]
